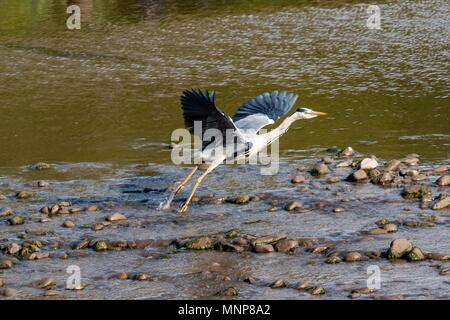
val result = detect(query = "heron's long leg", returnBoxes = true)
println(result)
[161,166,198,210]
[178,168,212,214]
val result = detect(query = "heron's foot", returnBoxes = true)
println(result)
[178,202,189,214]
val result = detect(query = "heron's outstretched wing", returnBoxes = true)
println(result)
[232,91,298,134]
[180,89,247,150]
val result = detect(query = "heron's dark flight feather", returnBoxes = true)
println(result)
[180,89,245,151]
[233,91,298,122]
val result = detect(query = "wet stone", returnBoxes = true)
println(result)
[387,239,413,259]
[379,172,394,184]
[62,220,75,228]
[345,252,363,262]
[16,191,33,199]
[284,201,302,211]
[7,215,24,225]
[360,158,379,170]
[32,162,51,170]
[332,207,345,213]
[407,247,425,262]
[385,159,401,172]
[435,165,448,173]
[32,277,56,289]
[270,278,286,289]
[233,195,250,204]
[0,207,13,217]
[326,256,342,264]
[274,239,298,253]
[0,259,13,269]
[186,237,213,250]
[402,185,432,199]
[93,240,108,252]
[37,180,49,188]
[1,288,17,297]
[339,147,354,157]
[254,244,275,253]
[336,159,352,168]
[436,175,450,186]
[383,223,398,233]
[291,175,308,184]
[311,163,329,176]
[439,268,450,276]
[214,287,238,296]
[327,177,340,183]
[106,213,127,222]
[310,287,326,295]
[348,170,368,182]
[432,194,450,210]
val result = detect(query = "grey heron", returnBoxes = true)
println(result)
[163,89,327,213]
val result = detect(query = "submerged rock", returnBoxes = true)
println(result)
[32,277,56,289]
[284,201,302,211]
[32,162,51,170]
[326,256,342,264]
[345,252,363,262]
[233,195,250,204]
[106,213,127,222]
[16,191,33,199]
[310,287,326,295]
[291,175,308,184]
[0,207,13,217]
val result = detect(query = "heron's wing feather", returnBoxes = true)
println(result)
[233,91,298,122]
[180,89,247,150]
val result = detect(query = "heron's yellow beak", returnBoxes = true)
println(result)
[311,111,327,116]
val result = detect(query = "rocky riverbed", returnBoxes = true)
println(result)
[0,147,449,299]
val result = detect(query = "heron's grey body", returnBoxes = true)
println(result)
[162,89,326,213]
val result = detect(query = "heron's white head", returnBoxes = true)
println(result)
[296,107,327,119]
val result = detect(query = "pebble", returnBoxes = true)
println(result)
[32,162,51,170]
[0,259,13,269]
[233,195,250,204]
[402,185,432,199]
[85,205,98,212]
[274,239,298,253]
[359,158,379,170]
[332,207,345,213]
[1,288,17,297]
[32,277,56,289]
[407,247,425,262]
[185,237,213,250]
[385,159,401,172]
[254,244,275,253]
[62,220,75,228]
[339,147,354,157]
[336,159,352,168]
[387,239,413,259]
[345,252,363,262]
[0,207,13,217]
[291,175,308,184]
[310,287,326,295]
[16,191,33,199]
[106,213,127,222]
[432,194,450,210]
[284,201,302,211]
[382,223,398,233]
[37,180,49,188]
[311,163,329,176]
[436,175,450,186]
[214,287,238,296]
[348,169,368,182]
[7,215,25,225]
[439,268,450,276]
[93,240,108,252]
[270,278,286,288]
[326,256,342,264]
[92,223,105,231]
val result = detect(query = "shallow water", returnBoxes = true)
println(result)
[0,0,449,300]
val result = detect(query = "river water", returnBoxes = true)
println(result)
[0,0,449,300]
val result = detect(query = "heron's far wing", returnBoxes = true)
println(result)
[232,91,298,123]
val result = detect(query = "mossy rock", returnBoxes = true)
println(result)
[214,287,238,296]
[185,237,213,250]
[402,185,432,199]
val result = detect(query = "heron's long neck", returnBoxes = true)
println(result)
[267,113,301,145]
